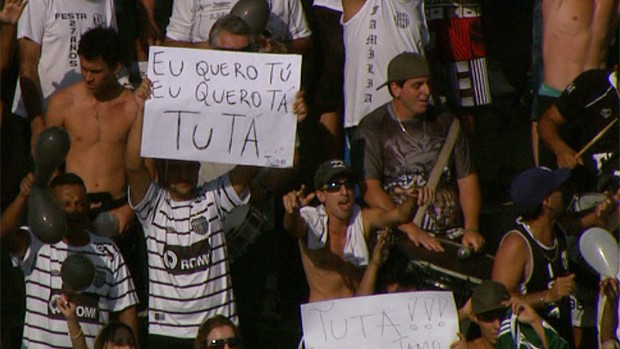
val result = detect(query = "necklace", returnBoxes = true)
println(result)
[390,104,426,143]
[517,218,559,263]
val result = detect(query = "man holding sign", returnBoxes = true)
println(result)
[282,159,432,302]
[128,41,307,346]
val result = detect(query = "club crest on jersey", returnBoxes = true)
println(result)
[191,216,209,235]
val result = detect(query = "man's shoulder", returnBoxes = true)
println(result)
[358,103,391,128]
[49,81,87,104]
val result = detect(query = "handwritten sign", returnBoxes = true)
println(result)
[142,46,301,167]
[300,291,459,349]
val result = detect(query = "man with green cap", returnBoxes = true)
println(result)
[451,280,569,349]
[351,52,485,253]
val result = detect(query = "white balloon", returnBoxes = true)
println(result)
[579,227,619,278]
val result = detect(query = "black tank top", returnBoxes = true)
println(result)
[511,219,574,347]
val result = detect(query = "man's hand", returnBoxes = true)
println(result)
[402,223,443,252]
[393,185,434,206]
[292,90,307,122]
[547,274,576,302]
[0,0,27,25]
[461,230,485,252]
[370,229,391,267]
[19,173,35,198]
[282,185,315,214]
[134,77,152,108]
[55,294,77,320]
[600,277,619,301]
[508,297,542,325]
[555,144,582,169]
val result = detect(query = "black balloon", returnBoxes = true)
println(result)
[27,186,67,244]
[230,0,270,35]
[34,127,71,186]
[61,253,95,292]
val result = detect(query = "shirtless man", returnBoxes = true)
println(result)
[532,0,619,165]
[46,27,137,233]
[282,159,430,301]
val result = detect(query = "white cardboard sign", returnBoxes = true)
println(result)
[300,291,459,349]
[143,46,301,167]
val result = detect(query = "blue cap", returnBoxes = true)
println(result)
[509,167,570,214]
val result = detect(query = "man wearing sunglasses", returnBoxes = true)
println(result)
[282,159,432,302]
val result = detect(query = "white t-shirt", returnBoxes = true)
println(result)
[166,0,311,43]
[131,174,248,339]
[13,230,138,349]
[12,0,117,118]
[342,0,428,128]
[313,0,342,12]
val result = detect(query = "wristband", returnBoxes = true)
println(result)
[70,329,84,340]
[464,228,479,234]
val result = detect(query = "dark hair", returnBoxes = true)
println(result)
[208,14,255,49]
[387,80,406,98]
[78,27,122,68]
[50,173,86,189]
[195,315,242,349]
[518,204,544,220]
[93,321,136,349]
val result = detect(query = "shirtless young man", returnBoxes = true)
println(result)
[46,27,137,233]
[532,0,619,165]
[282,159,430,301]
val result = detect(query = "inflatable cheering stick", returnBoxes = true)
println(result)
[230,0,270,35]
[61,253,96,293]
[27,186,67,244]
[33,127,71,186]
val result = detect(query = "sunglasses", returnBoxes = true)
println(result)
[322,180,356,193]
[205,337,240,348]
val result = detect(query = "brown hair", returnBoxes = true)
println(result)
[195,315,242,349]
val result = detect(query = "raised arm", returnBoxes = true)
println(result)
[125,79,153,205]
[363,178,443,252]
[282,186,314,238]
[356,229,390,296]
[363,186,433,235]
[18,37,45,150]
[0,0,26,74]
[0,173,34,260]
[55,295,88,349]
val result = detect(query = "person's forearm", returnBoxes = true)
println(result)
[66,316,88,349]
[601,295,619,343]
[538,112,570,156]
[0,23,16,74]
[356,262,380,296]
